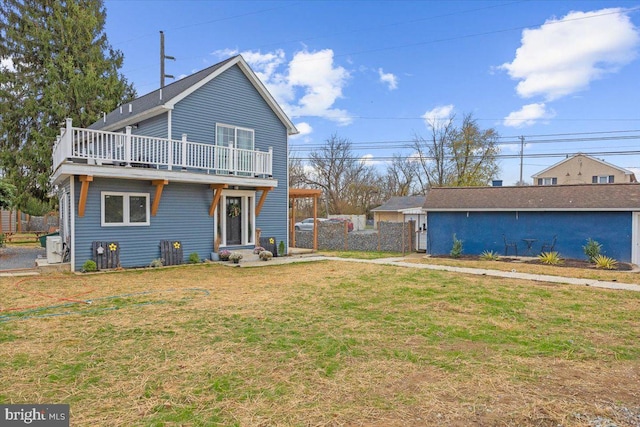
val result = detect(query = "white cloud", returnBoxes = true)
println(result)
[378,68,398,90]
[422,104,454,128]
[290,122,313,139]
[503,103,556,127]
[287,49,351,125]
[360,153,383,166]
[213,48,351,125]
[1,57,15,72]
[500,8,640,100]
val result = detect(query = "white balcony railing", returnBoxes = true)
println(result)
[52,118,273,177]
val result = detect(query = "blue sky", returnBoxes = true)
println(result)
[103,0,640,186]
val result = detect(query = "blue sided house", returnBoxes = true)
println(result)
[423,184,640,265]
[50,55,297,271]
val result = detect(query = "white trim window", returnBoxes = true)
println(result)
[216,124,255,150]
[538,177,557,186]
[101,192,150,226]
[592,175,615,184]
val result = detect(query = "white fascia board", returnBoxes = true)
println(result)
[400,207,427,214]
[99,105,172,132]
[51,163,278,188]
[165,56,298,136]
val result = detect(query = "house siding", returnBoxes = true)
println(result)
[73,176,214,270]
[134,112,168,138]
[427,211,632,262]
[170,64,289,249]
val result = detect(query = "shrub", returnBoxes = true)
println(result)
[278,240,285,256]
[480,250,499,261]
[82,260,97,272]
[149,258,164,268]
[583,238,602,263]
[450,234,463,258]
[188,252,200,264]
[0,233,5,248]
[219,250,231,261]
[253,246,265,255]
[259,250,273,261]
[593,254,618,270]
[538,251,563,265]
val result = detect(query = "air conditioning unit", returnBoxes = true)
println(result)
[46,236,63,263]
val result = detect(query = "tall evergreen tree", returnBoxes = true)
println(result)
[0,0,135,210]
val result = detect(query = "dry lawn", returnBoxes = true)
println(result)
[1,260,639,426]
[401,254,640,285]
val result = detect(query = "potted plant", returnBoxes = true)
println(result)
[219,249,231,261]
[229,252,243,264]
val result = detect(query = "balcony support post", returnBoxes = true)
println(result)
[78,175,93,218]
[209,184,228,217]
[125,126,132,167]
[181,134,187,170]
[151,180,168,216]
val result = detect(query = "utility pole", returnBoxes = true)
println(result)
[160,31,175,88]
[519,135,525,186]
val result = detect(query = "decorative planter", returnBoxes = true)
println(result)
[211,252,220,261]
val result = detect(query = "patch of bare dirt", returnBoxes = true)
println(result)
[431,254,634,271]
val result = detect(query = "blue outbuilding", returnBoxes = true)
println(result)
[424,183,640,265]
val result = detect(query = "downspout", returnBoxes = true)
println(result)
[70,178,76,272]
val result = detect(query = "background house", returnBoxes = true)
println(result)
[51,55,297,271]
[371,196,427,251]
[423,184,640,265]
[532,153,637,185]
[371,196,426,228]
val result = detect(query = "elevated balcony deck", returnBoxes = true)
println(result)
[52,119,274,186]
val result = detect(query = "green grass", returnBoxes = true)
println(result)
[0,261,639,425]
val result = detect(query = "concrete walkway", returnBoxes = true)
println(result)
[236,251,640,293]
[4,246,639,292]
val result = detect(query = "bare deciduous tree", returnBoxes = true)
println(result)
[303,134,377,215]
[412,113,500,190]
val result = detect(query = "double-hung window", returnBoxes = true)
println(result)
[101,192,150,226]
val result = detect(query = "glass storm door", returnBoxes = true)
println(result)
[226,197,242,245]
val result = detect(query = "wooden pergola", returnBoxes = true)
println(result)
[289,188,322,250]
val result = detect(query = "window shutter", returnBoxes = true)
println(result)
[552,177,557,185]
[592,176,598,183]
[537,178,542,185]
[609,175,614,183]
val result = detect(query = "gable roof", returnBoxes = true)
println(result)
[371,196,426,212]
[89,55,298,135]
[531,153,635,179]
[423,183,640,211]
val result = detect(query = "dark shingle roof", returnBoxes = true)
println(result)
[423,184,640,211]
[371,196,426,212]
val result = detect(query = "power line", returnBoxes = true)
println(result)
[290,132,640,151]
[291,149,640,163]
